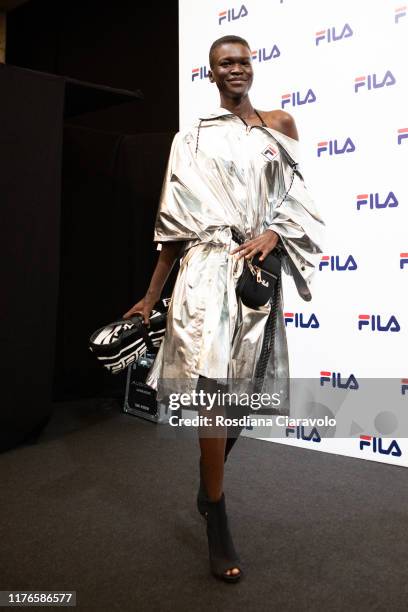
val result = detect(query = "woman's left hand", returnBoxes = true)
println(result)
[230,229,279,261]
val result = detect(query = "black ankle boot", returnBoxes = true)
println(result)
[205,493,242,582]
[197,458,211,517]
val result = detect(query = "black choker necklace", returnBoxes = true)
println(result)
[237,109,267,128]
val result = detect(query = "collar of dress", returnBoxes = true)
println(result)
[198,106,299,167]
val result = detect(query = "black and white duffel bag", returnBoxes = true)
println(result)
[89,297,170,374]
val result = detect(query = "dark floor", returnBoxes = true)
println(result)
[1,398,407,612]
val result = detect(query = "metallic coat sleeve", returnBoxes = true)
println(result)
[153,132,199,243]
[153,130,231,244]
[265,139,325,302]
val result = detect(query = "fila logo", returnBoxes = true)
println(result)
[360,435,402,457]
[315,23,353,45]
[286,426,321,442]
[284,313,319,328]
[401,379,408,395]
[400,253,408,269]
[281,89,316,109]
[319,255,357,271]
[218,4,248,25]
[317,138,355,157]
[251,46,280,62]
[262,144,279,162]
[358,314,400,332]
[320,371,359,390]
[192,46,281,78]
[395,6,407,23]
[191,66,209,81]
[354,70,396,93]
[356,191,398,210]
[398,128,408,144]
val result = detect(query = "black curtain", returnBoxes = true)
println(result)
[0,64,178,451]
[2,0,179,451]
[6,0,179,134]
[54,126,177,399]
[0,64,64,451]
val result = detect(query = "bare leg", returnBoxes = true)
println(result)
[224,401,252,460]
[197,375,226,502]
[198,419,226,502]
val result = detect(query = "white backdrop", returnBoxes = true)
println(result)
[178,0,408,466]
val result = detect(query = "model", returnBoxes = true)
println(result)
[124,35,324,583]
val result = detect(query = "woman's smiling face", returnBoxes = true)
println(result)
[209,42,254,98]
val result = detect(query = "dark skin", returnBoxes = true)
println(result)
[123,42,299,322]
[208,42,299,261]
[124,42,299,578]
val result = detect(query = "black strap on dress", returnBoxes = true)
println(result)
[237,109,267,128]
[231,231,282,401]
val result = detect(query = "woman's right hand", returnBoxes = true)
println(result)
[123,293,159,325]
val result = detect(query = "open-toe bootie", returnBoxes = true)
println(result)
[197,458,211,517]
[205,493,243,583]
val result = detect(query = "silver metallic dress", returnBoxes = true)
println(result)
[146,107,324,412]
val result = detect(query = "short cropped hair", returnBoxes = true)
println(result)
[209,35,251,68]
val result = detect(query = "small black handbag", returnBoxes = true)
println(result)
[236,248,282,308]
[233,163,296,308]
